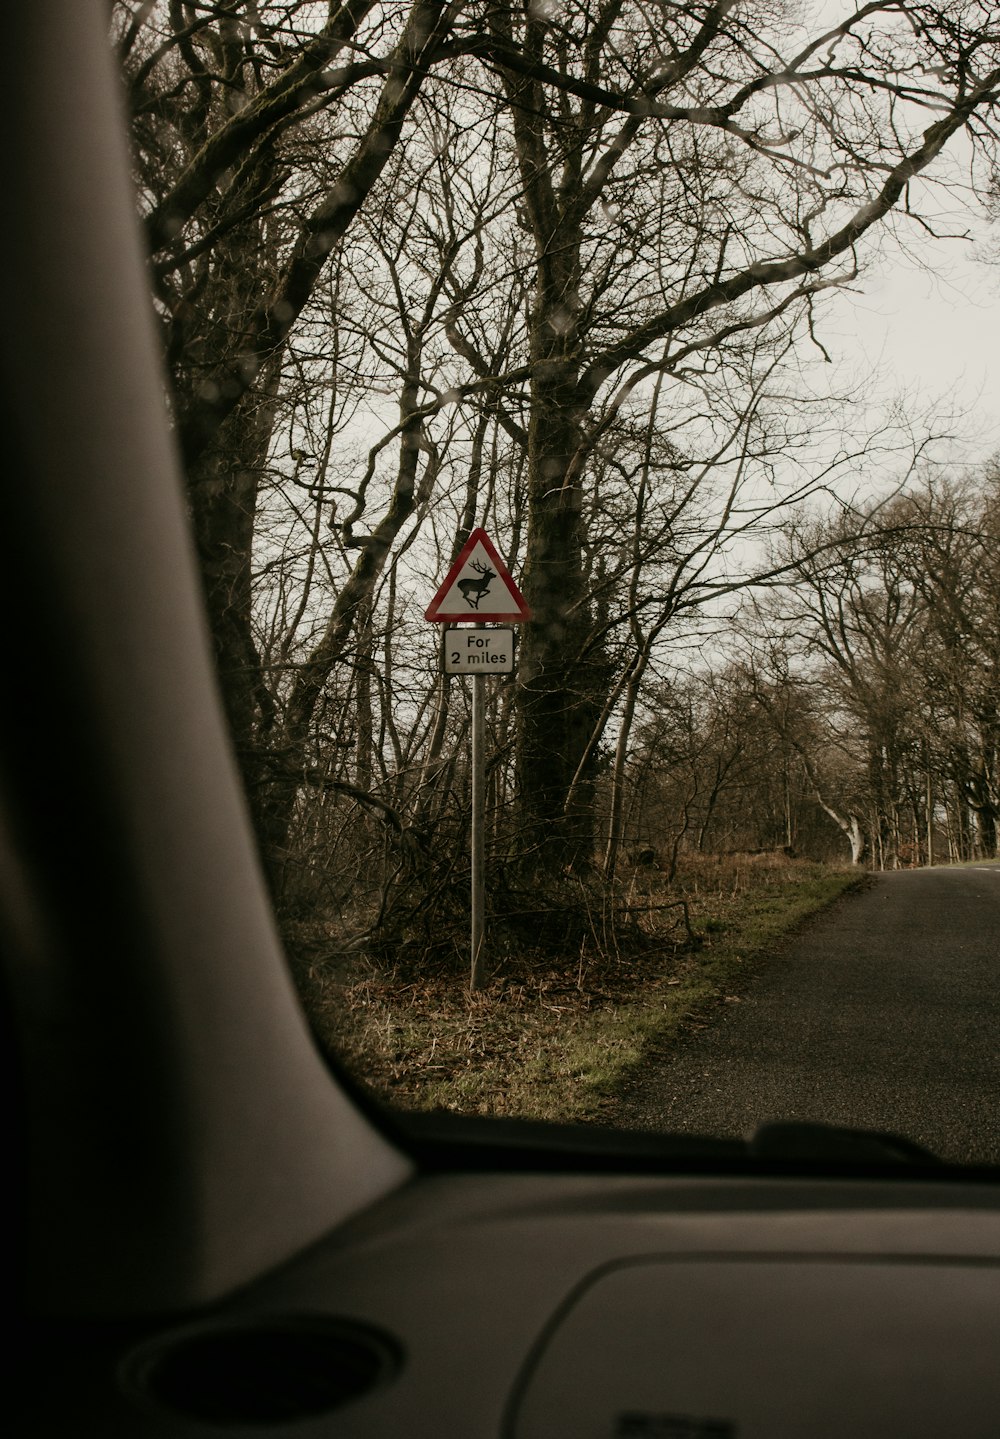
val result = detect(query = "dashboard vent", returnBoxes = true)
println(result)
[122,1314,401,1425]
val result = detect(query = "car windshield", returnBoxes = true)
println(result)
[115,0,1000,1168]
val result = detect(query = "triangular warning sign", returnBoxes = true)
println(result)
[425,528,531,623]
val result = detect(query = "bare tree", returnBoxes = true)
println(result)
[117,1,469,857]
[118,2,1000,913]
[475,0,1000,871]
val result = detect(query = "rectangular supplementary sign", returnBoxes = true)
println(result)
[443,627,514,675]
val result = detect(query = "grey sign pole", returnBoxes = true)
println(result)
[426,528,528,993]
[470,667,486,992]
[439,624,517,992]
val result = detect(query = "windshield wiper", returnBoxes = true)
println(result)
[390,1110,945,1173]
[748,1121,941,1165]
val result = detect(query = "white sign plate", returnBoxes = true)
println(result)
[443,628,515,674]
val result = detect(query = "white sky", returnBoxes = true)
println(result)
[830,243,1000,446]
[791,5,1000,468]
[701,200,1000,603]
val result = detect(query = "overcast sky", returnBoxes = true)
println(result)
[833,242,1000,442]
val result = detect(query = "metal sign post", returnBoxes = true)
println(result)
[470,668,486,992]
[443,627,513,991]
[425,530,531,993]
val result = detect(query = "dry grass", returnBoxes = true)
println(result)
[287,854,863,1126]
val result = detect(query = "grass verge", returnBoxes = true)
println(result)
[290,855,865,1126]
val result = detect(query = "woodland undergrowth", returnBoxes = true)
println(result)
[284,853,862,1126]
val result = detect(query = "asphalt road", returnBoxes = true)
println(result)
[614,866,1000,1165]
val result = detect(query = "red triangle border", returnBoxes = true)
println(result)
[424,528,531,623]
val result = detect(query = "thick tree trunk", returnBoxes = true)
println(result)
[816,797,866,866]
[973,803,998,859]
[491,6,610,876]
[514,331,603,872]
[186,386,278,826]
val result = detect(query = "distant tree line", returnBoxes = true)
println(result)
[624,471,1000,870]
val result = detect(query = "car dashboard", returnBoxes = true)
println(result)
[16,1169,1000,1437]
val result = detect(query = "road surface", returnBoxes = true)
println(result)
[613,866,1000,1165]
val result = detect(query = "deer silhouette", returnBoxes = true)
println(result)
[457,560,496,610]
